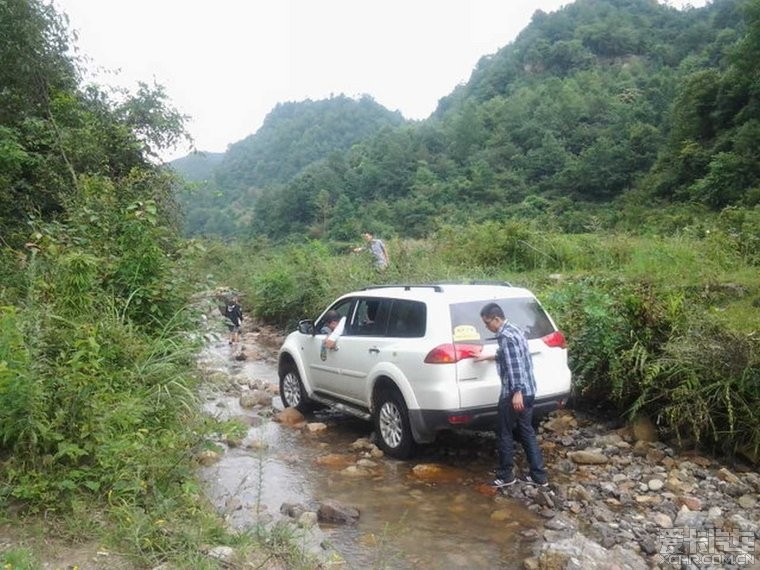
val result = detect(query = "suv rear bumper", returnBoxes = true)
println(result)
[408,393,570,443]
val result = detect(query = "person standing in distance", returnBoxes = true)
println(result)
[474,302,549,488]
[353,232,389,270]
[225,296,244,345]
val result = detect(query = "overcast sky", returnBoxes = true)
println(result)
[52,0,707,161]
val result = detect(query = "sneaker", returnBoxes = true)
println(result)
[492,476,517,488]
[521,476,549,488]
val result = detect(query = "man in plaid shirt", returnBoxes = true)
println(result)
[475,302,549,488]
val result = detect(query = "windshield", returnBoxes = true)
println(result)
[449,298,555,343]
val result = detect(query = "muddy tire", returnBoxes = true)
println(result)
[374,388,415,459]
[279,363,312,413]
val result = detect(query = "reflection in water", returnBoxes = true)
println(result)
[198,340,539,568]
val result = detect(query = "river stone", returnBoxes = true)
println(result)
[246,439,268,451]
[592,433,624,447]
[647,478,664,491]
[340,465,371,477]
[634,494,663,505]
[737,494,757,509]
[646,448,666,463]
[315,453,354,469]
[543,413,577,433]
[689,455,713,467]
[729,513,760,534]
[239,390,268,408]
[567,484,593,503]
[410,463,467,483]
[537,534,647,570]
[631,416,658,442]
[490,509,511,521]
[717,467,741,484]
[675,506,708,528]
[317,499,360,525]
[677,495,703,511]
[544,514,576,531]
[207,546,235,563]
[305,422,327,434]
[568,450,608,464]
[197,449,221,466]
[652,512,673,528]
[275,407,305,426]
[707,506,722,520]
[280,502,307,519]
[349,437,374,451]
[298,511,318,527]
[556,458,577,473]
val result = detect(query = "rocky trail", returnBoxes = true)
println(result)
[197,295,760,569]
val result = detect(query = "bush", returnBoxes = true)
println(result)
[249,242,332,327]
[547,275,759,456]
[434,220,565,271]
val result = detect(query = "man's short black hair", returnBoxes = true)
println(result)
[480,302,505,320]
[324,309,341,323]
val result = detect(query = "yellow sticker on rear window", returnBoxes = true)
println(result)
[453,325,480,342]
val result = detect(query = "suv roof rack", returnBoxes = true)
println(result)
[432,280,513,287]
[362,284,444,292]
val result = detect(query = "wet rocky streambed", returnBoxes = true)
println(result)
[195,311,760,569]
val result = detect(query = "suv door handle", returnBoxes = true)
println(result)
[368,347,380,354]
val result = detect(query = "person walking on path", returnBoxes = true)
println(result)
[353,232,389,270]
[225,296,244,345]
[474,302,549,488]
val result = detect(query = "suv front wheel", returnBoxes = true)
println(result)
[280,363,312,413]
[374,388,415,459]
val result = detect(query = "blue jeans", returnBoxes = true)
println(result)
[496,393,547,483]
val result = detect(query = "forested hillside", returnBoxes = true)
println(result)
[174,96,404,236]
[174,0,759,240]
[171,150,224,182]
[0,0,225,564]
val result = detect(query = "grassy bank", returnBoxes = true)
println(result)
[192,214,759,459]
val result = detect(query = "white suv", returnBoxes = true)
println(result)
[277,283,571,458]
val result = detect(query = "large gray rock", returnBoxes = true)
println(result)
[568,450,609,465]
[537,533,647,570]
[317,499,360,525]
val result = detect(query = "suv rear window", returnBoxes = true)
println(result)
[449,298,554,343]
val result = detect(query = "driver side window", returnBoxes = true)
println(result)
[316,298,354,334]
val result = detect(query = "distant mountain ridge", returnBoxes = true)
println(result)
[173,0,759,239]
[171,94,405,236]
[170,151,224,182]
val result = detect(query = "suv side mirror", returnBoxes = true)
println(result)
[298,319,315,335]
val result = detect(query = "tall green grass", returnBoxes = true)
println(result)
[191,216,759,458]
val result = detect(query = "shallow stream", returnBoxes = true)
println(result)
[197,336,542,568]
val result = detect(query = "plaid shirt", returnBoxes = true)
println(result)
[495,321,536,399]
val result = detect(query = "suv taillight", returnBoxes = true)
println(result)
[424,343,482,364]
[542,331,566,348]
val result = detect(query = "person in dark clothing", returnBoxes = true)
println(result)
[225,297,243,345]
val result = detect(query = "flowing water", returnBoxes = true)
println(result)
[197,336,542,568]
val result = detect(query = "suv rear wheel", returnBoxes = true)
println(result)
[280,363,312,413]
[374,388,415,459]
